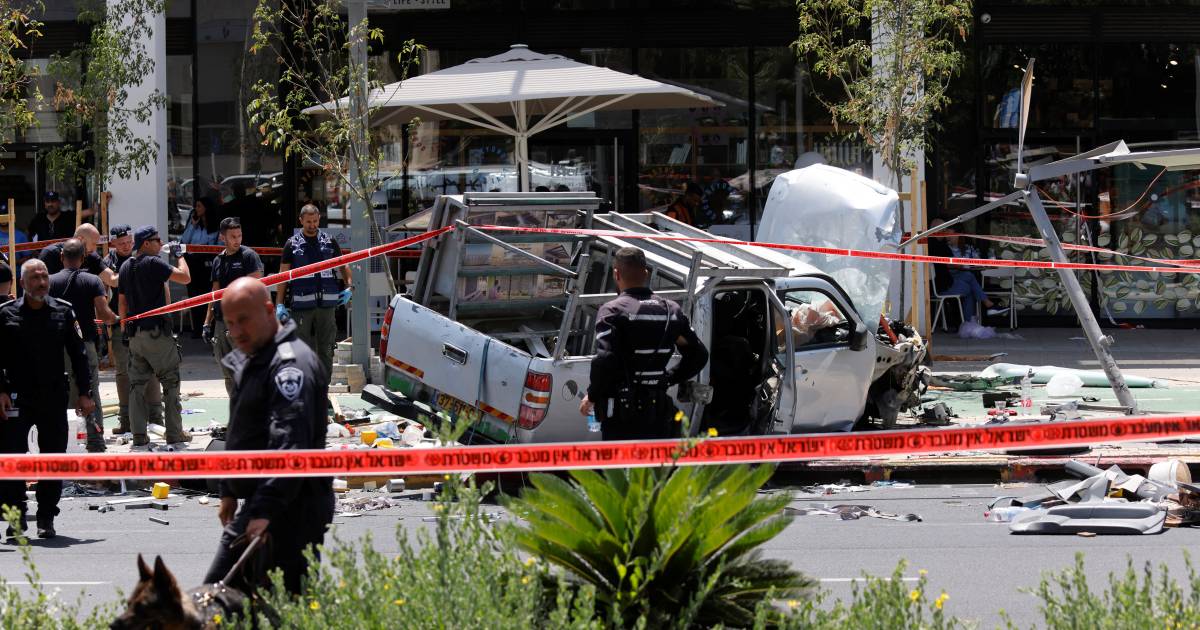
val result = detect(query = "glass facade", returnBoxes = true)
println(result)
[7,1,1200,323]
[931,4,1200,321]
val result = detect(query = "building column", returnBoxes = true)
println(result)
[105,2,168,234]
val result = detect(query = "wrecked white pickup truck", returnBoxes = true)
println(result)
[380,179,925,444]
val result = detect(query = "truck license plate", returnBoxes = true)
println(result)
[435,392,483,425]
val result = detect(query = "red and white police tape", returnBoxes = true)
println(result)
[4,413,1200,480]
[121,222,1200,323]
[120,226,452,323]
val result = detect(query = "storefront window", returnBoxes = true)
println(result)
[753,47,871,225]
[166,54,194,232]
[981,141,1094,316]
[1094,157,1200,318]
[638,47,750,238]
[982,44,1095,130]
[1100,43,1200,136]
[196,0,284,233]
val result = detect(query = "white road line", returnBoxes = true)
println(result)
[819,577,920,583]
[4,581,110,586]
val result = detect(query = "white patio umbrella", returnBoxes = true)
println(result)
[304,44,720,191]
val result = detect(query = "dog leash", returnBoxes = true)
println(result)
[218,534,264,587]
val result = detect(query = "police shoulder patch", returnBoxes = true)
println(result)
[274,366,305,401]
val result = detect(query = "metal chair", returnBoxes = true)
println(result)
[929,266,964,332]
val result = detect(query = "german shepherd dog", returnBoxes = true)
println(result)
[110,555,247,630]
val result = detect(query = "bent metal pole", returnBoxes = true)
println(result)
[1024,190,1137,412]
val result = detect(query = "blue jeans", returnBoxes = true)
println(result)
[946,271,986,322]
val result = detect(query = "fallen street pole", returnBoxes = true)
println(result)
[5,414,1200,480]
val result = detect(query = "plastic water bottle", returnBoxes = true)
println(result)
[587,410,601,433]
[1020,369,1034,414]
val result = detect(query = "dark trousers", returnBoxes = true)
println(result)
[597,389,679,441]
[203,489,334,594]
[0,393,68,523]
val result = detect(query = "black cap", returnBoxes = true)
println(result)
[110,224,132,238]
[134,225,159,250]
[44,190,60,201]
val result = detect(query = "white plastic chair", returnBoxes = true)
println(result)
[982,268,1018,329]
[930,266,965,332]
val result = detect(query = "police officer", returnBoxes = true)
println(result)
[202,217,263,395]
[118,226,191,450]
[204,277,332,594]
[580,247,709,440]
[39,224,113,284]
[275,204,351,375]
[0,259,95,539]
[103,224,164,435]
[50,238,117,452]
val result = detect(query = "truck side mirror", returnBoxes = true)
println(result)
[849,322,870,351]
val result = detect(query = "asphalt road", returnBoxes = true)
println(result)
[2,482,1197,628]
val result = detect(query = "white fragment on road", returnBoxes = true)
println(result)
[819,577,920,583]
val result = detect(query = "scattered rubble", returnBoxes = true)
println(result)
[786,503,922,522]
[987,458,1197,535]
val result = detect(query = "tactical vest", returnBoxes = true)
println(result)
[286,232,341,309]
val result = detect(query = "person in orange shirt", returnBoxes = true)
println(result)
[664,182,703,225]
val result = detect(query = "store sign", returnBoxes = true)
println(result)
[367,0,451,10]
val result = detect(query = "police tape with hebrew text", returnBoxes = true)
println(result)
[3,414,1200,480]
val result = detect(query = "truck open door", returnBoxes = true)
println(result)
[766,289,799,434]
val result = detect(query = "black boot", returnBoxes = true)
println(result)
[35,514,55,539]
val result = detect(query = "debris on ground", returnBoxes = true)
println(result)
[987,458,1196,535]
[979,363,1166,388]
[797,480,915,495]
[786,503,922,522]
[929,374,1015,392]
[919,403,955,426]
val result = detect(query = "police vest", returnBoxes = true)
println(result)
[286,232,341,309]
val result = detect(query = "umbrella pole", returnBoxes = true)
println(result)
[517,100,529,191]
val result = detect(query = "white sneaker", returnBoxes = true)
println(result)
[986,306,1011,316]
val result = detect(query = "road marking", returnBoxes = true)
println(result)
[819,577,920,583]
[5,581,110,586]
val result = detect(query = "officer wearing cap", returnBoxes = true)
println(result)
[0,258,95,540]
[118,225,191,450]
[50,238,117,452]
[275,204,351,375]
[204,277,332,595]
[203,217,263,395]
[579,246,709,440]
[104,224,164,435]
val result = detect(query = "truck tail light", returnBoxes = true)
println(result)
[380,303,395,361]
[517,370,552,429]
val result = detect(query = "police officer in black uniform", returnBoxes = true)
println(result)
[202,217,263,395]
[203,277,332,594]
[0,258,95,539]
[580,247,709,440]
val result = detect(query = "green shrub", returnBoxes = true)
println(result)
[761,561,963,629]
[1009,552,1200,630]
[502,464,812,628]
[0,507,117,630]
[248,479,599,630]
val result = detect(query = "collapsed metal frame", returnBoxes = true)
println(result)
[903,60,1200,413]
